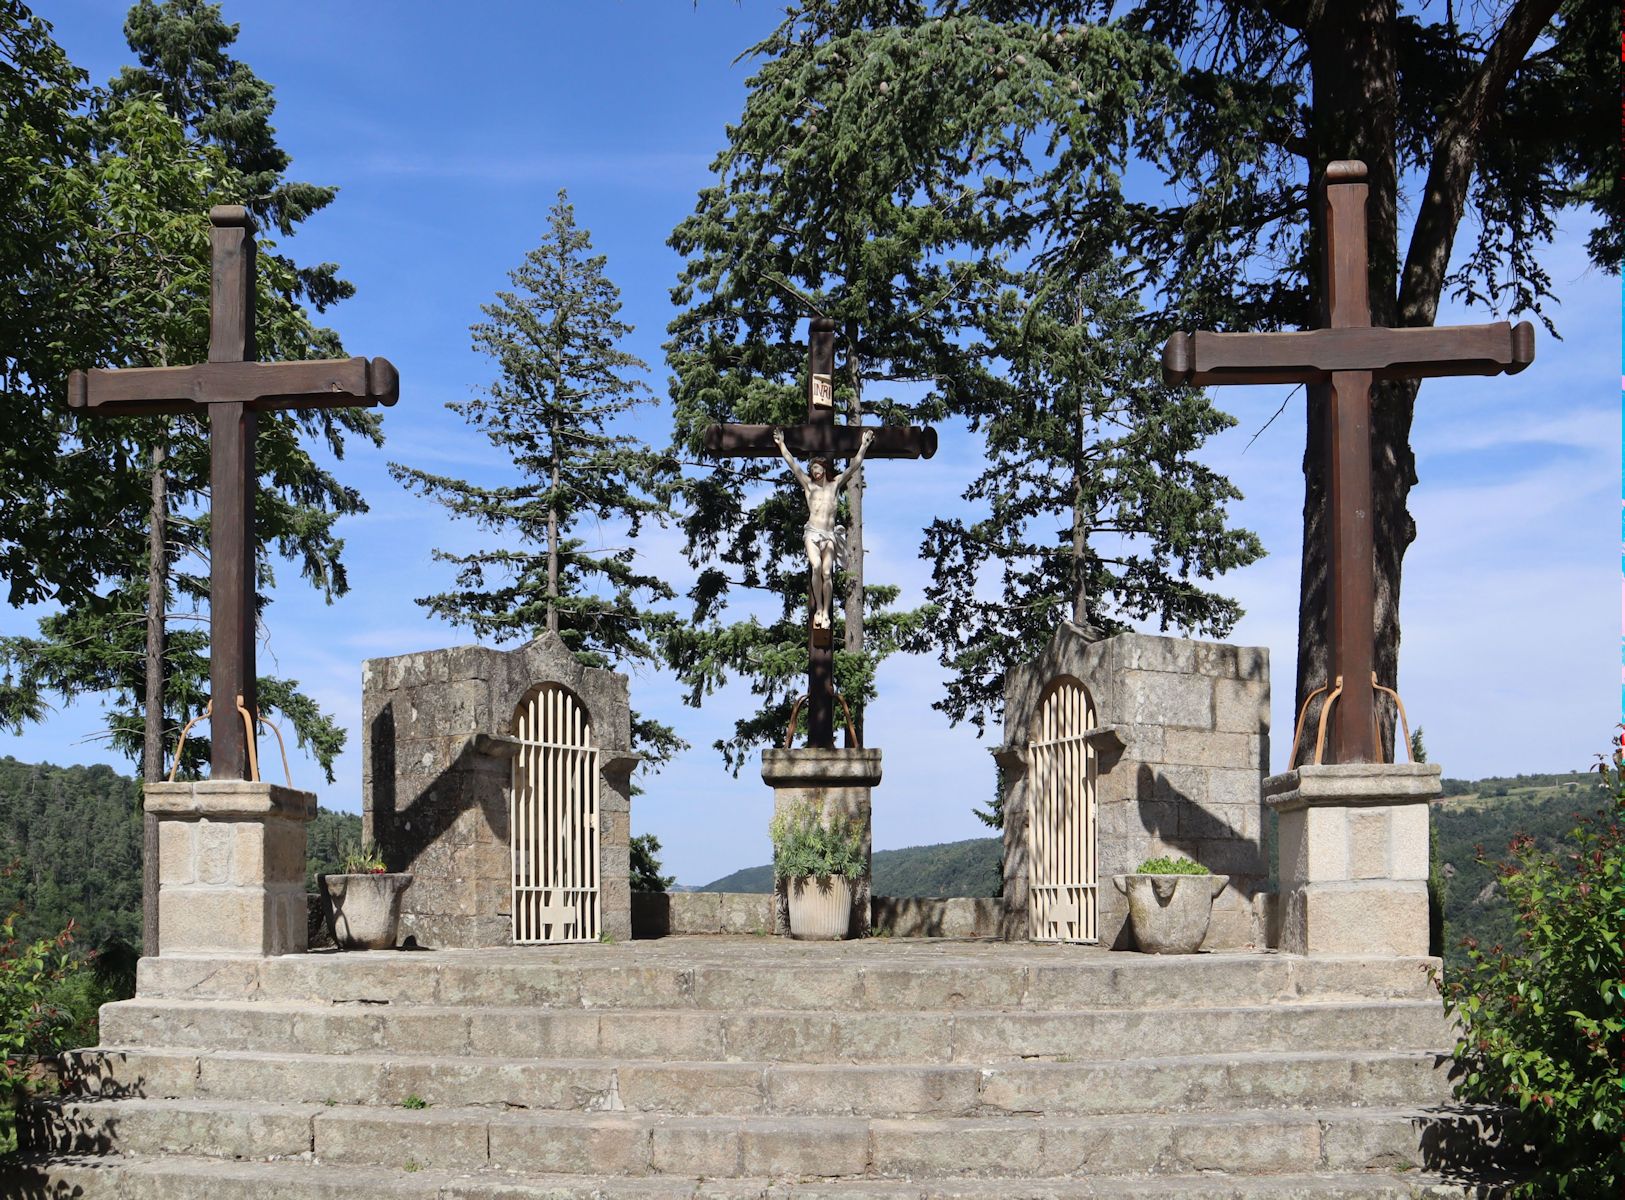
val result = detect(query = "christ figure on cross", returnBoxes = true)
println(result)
[775,426,874,632]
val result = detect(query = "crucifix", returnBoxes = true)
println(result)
[703,316,937,749]
[67,204,399,781]
[1161,160,1534,765]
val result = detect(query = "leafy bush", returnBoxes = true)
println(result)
[769,803,865,882]
[630,833,674,892]
[1434,751,1624,1196]
[0,908,82,1147]
[1135,855,1210,875]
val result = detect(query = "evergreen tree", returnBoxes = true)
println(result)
[0,1,378,786]
[1039,0,1613,757]
[391,192,681,764]
[665,9,1172,767]
[922,258,1264,732]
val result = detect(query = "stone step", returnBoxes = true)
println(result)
[0,1154,1485,1200]
[97,998,1453,1062]
[21,1097,1495,1180]
[63,1045,1454,1117]
[136,948,1441,1011]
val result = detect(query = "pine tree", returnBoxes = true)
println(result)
[665,11,1172,766]
[922,257,1264,733]
[1,0,377,793]
[391,192,681,764]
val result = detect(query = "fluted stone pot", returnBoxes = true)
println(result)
[321,873,413,950]
[786,876,854,940]
[1112,873,1229,954]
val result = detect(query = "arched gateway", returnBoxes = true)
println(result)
[1026,677,1098,943]
[510,683,600,944]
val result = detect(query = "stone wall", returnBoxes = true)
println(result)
[630,892,1002,940]
[999,626,1270,950]
[362,632,636,947]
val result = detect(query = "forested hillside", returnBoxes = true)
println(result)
[0,756,359,951]
[704,837,1002,897]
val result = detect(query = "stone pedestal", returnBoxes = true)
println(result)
[762,748,880,938]
[1264,763,1439,957]
[145,780,315,957]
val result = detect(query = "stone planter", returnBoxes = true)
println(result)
[1112,873,1229,954]
[321,873,413,950]
[785,876,854,940]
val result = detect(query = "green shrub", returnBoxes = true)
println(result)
[337,839,387,875]
[1134,855,1210,875]
[769,803,865,882]
[1433,751,1624,1196]
[0,909,82,1147]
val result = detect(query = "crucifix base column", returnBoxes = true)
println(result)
[762,748,881,939]
[144,780,316,957]
[1263,763,1439,957]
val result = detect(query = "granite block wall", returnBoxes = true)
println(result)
[1000,626,1271,950]
[362,632,636,947]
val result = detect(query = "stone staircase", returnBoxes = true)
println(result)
[5,938,1499,1197]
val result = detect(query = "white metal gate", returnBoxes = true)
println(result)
[511,684,600,944]
[1027,679,1097,942]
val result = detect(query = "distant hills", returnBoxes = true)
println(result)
[0,756,359,950]
[704,836,1001,897]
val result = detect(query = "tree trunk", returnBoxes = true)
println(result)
[1296,0,1401,765]
[547,420,560,636]
[1293,0,1556,766]
[842,320,864,743]
[142,441,167,957]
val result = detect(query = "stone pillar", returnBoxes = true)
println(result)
[761,748,881,938]
[1264,763,1439,956]
[145,780,315,956]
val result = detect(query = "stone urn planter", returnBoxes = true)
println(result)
[771,800,863,941]
[1113,869,1229,954]
[786,876,854,940]
[321,872,413,950]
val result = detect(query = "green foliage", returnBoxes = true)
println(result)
[391,191,680,767]
[629,833,674,893]
[769,803,865,882]
[0,907,80,1124]
[1410,726,1428,764]
[306,807,362,889]
[337,839,386,876]
[1434,755,1625,1195]
[399,1094,427,1110]
[0,1,378,783]
[1135,855,1210,876]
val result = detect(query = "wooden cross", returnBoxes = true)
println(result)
[1161,160,1534,765]
[67,205,398,781]
[703,317,937,748]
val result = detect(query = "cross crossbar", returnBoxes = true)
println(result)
[1159,160,1535,766]
[67,357,399,415]
[701,317,937,748]
[1162,321,1534,388]
[64,204,398,782]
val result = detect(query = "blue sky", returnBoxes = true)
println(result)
[6,2,1619,886]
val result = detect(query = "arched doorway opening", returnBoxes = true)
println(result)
[1027,676,1097,942]
[511,683,599,943]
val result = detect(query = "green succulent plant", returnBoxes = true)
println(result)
[769,802,865,882]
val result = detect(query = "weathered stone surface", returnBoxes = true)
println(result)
[363,631,636,948]
[998,629,1270,950]
[148,781,312,957]
[1267,765,1440,956]
[1112,873,1229,953]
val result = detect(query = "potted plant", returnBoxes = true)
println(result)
[320,840,413,951]
[1112,855,1229,954]
[769,802,865,940]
